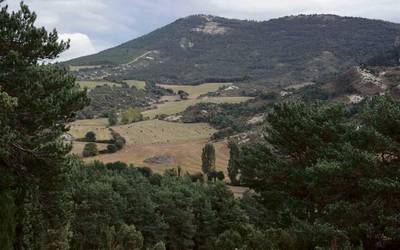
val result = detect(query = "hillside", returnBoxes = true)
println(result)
[67,14,400,85]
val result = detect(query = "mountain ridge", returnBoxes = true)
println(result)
[67,14,400,85]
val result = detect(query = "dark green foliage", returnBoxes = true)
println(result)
[107,111,118,126]
[68,160,249,249]
[182,98,270,137]
[84,131,96,142]
[207,171,225,182]
[0,2,88,248]
[78,84,149,119]
[68,14,400,85]
[106,143,118,153]
[113,224,144,250]
[178,90,189,100]
[238,98,400,248]
[201,143,216,175]
[82,143,98,157]
[110,129,126,150]
[227,140,240,185]
[145,80,174,97]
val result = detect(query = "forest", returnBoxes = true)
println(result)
[1,2,400,250]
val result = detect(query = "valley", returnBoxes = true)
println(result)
[69,82,252,174]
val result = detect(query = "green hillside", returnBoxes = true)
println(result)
[67,14,400,85]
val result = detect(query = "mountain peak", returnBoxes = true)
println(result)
[67,14,400,85]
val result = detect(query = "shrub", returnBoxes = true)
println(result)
[82,143,98,157]
[121,107,143,124]
[84,131,96,142]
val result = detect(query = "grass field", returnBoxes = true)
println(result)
[88,139,230,174]
[69,65,102,72]
[69,119,228,174]
[68,82,251,175]
[113,120,216,144]
[70,141,109,156]
[124,80,146,89]
[77,80,119,90]
[77,80,146,90]
[158,82,232,99]
[69,118,111,140]
[143,96,252,119]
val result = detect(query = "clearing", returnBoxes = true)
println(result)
[69,118,111,140]
[69,119,228,174]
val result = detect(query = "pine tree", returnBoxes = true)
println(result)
[201,143,216,175]
[0,1,88,248]
[238,100,400,248]
[227,140,240,185]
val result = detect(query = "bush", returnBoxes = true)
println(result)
[110,129,126,150]
[121,107,143,124]
[84,131,96,142]
[82,143,98,157]
[108,111,118,126]
[107,144,118,153]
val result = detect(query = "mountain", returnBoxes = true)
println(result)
[67,14,400,85]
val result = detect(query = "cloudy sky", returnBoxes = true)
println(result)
[6,0,400,61]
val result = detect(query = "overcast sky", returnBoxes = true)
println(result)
[6,0,400,61]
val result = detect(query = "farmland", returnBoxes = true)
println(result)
[77,80,146,90]
[69,82,252,174]
[69,119,229,174]
[143,96,252,119]
[124,80,146,89]
[89,139,230,174]
[158,82,232,99]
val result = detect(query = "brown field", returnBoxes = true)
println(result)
[86,139,230,174]
[70,119,228,173]
[112,120,216,144]
[69,118,111,140]
[70,141,109,156]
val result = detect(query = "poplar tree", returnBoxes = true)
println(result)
[201,143,216,175]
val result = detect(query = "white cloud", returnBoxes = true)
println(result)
[56,33,97,62]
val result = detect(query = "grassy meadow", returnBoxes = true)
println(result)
[143,96,252,119]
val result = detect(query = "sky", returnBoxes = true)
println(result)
[6,0,400,61]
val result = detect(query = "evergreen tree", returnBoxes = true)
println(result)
[227,140,240,185]
[85,131,96,142]
[108,111,118,126]
[239,100,400,248]
[82,143,99,157]
[201,143,216,175]
[0,1,88,248]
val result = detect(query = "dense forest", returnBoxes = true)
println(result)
[1,2,400,250]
